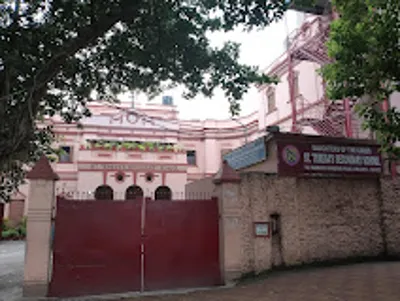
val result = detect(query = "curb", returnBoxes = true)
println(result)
[19,284,236,301]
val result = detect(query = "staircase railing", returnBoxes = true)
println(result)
[295,94,346,137]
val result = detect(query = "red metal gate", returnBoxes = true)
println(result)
[49,197,220,297]
[0,203,4,239]
[49,200,142,297]
[144,200,221,291]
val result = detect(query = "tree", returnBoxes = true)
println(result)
[0,0,288,201]
[322,0,400,157]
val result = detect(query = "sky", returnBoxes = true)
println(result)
[122,11,304,121]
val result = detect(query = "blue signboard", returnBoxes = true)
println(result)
[223,137,267,170]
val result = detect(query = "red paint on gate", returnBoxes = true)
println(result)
[49,199,142,297]
[49,198,220,297]
[0,203,4,239]
[144,200,221,290]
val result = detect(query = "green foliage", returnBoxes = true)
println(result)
[89,140,182,151]
[322,0,400,158]
[1,216,26,240]
[88,139,178,151]
[0,0,289,201]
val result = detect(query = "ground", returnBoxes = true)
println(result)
[135,262,400,301]
[0,241,24,301]
[1,241,400,301]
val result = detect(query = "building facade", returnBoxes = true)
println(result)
[3,13,400,220]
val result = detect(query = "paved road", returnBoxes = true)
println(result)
[0,241,24,301]
[1,242,399,301]
[132,262,400,301]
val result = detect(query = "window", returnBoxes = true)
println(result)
[145,172,154,182]
[115,172,125,183]
[58,146,72,163]
[155,186,172,201]
[267,90,276,113]
[186,150,197,165]
[125,185,144,201]
[94,185,114,200]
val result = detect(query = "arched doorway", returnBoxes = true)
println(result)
[154,186,172,201]
[94,185,114,200]
[125,185,144,201]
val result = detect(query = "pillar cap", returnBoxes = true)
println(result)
[26,156,59,181]
[213,160,241,184]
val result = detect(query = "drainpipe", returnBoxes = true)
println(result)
[344,98,353,137]
[288,53,298,132]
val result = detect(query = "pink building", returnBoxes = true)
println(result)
[3,13,399,221]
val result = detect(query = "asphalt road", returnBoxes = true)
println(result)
[0,241,24,301]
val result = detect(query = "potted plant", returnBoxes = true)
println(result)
[137,144,146,151]
[95,141,103,150]
[121,142,130,151]
[147,142,155,151]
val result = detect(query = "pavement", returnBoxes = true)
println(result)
[133,262,400,301]
[1,241,400,301]
[0,241,24,301]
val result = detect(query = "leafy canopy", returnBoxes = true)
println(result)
[0,0,288,201]
[322,0,400,157]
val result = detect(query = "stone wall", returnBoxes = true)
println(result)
[219,173,400,279]
[380,177,400,256]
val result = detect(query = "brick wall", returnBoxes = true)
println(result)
[220,173,400,278]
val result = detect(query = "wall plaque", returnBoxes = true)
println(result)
[254,222,270,238]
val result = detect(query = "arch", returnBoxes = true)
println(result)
[94,185,114,200]
[155,186,172,201]
[125,185,144,201]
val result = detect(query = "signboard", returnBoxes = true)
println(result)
[223,137,267,170]
[81,112,179,131]
[254,222,270,238]
[78,163,186,172]
[277,141,382,177]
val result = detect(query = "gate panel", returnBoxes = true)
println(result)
[0,203,4,239]
[49,200,142,297]
[144,199,221,291]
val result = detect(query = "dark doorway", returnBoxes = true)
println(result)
[154,186,172,201]
[125,185,144,201]
[94,185,114,200]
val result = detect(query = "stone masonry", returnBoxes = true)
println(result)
[380,177,400,256]
[219,172,400,278]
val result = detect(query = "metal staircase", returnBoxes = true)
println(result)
[295,94,357,137]
[287,15,361,138]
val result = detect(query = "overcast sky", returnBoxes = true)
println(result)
[122,10,304,120]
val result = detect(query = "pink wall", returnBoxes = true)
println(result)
[41,104,260,204]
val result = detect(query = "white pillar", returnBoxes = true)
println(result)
[23,156,58,297]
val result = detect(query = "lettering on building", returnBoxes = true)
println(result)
[278,142,382,176]
[78,163,187,172]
